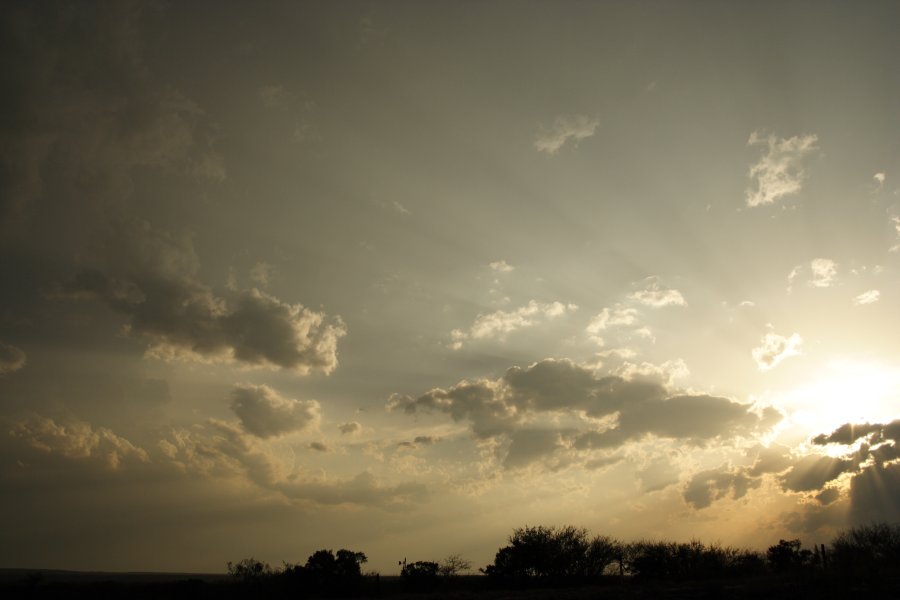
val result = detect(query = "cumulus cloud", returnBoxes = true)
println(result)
[586,305,638,334]
[628,278,687,307]
[853,289,880,305]
[55,220,346,373]
[230,384,321,438]
[449,300,577,349]
[0,341,27,375]
[489,260,514,273]
[338,421,362,435]
[683,464,759,509]
[160,420,426,508]
[745,131,819,207]
[8,414,149,469]
[752,330,802,371]
[874,172,886,186]
[534,114,599,155]
[389,359,779,469]
[686,420,900,522]
[809,258,838,288]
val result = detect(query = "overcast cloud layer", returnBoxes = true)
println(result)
[1,1,899,575]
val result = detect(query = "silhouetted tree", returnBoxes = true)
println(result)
[226,557,273,582]
[401,561,440,591]
[483,525,622,580]
[438,553,471,577]
[831,522,900,579]
[766,539,811,573]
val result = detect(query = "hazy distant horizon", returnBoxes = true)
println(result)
[1,0,899,574]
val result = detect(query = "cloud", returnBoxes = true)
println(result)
[230,384,321,438]
[503,429,564,470]
[0,3,223,231]
[249,262,274,287]
[809,258,837,288]
[628,278,687,307]
[56,220,346,373]
[449,300,577,349]
[0,341,26,375]
[853,289,880,305]
[586,306,638,332]
[683,464,759,509]
[534,114,599,155]
[8,414,149,469]
[745,131,818,207]
[687,420,900,522]
[389,359,779,468]
[891,216,900,253]
[752,330,802,371]
[259,85,295,109]
[338,421,362,435]
[161,420,427,508]
[489,260,514,273]
[874,172,886,186]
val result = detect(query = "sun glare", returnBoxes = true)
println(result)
[776,360,900,438]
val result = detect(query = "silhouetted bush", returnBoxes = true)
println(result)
[830,522,900,579]
[401,560,439,591]
[766,539,812,573]
[226,557,273,582]
[483,525,622,581]
[626,540,764,580]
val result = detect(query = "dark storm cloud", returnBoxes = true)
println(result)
[0,341,26,374]
[230,383,321,438]
[54,219,346,372]
[389,359,780,469]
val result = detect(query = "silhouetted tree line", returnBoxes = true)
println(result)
[5,523,900,598]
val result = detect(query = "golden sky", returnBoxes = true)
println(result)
[1,0,899,573]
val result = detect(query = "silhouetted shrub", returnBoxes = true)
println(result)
[483,525,622,580]
[766,539,812,573]
[438,553,472,577]
[401,561,439,591]
[830,522,900,579]
[626,539,764,580]
[226,557,273,582]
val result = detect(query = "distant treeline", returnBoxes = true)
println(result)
[4,522,900,599]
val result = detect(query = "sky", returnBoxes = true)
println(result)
[1,0,900,574]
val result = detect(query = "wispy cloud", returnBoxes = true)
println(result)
[752,330,802,371]
[787,259,838,291]
[534,114,599,155]
[450,300,577,349]
[489,260,514,273]
[629,277,687,307]
[745,131,818,207]
[891,216,900,253]
[0,341,26,375]
[853,290,880,305]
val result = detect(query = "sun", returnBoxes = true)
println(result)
[774,359,900,440]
